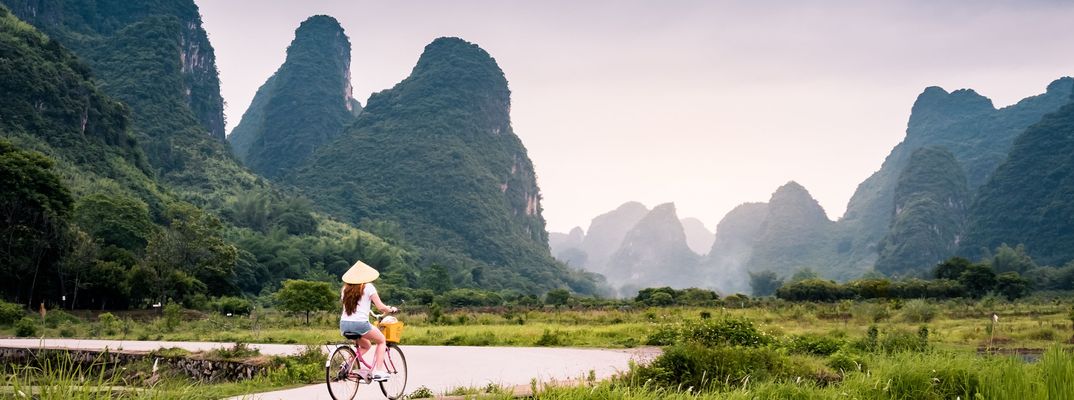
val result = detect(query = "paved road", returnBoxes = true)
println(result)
[0,339,657,399]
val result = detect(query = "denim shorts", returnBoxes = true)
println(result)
[340,320,374,337]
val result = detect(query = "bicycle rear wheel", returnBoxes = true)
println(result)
[326,346,360,400]
[379,343,408,399]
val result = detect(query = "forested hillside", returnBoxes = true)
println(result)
[288,37,599,295]
[835,79,1074,274]
[0,5,169,306]
[228,15,360,178]
[875,147,969,277]
[963,96,1074,266]
[0,3,418,310]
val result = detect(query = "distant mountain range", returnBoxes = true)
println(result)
[553,77,1074,296]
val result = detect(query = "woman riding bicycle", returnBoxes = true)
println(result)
[340,260,398,382]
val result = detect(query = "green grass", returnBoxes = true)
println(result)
[5,298,1074,398]
[472,347,1073,400]
[7,298,1073,351]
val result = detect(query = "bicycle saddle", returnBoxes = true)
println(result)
[342,331,363,340]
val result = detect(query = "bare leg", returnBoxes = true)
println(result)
[362,328,388,372]
[355,338,372,357]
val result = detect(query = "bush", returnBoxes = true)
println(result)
[680,317,772,348]
[644,327,680,346]
[867,358,981,399]
[534,329,565,347]
[15,317,38,337]
[880,329,929,353]
[97,312,119,335]
[826,351,867,375]
[213,296,253,315]
[633,343,835,391]
[776,279,851,302]
[899,299,937,322]
[58,322,79,338]
[855,302,891,322]
[163,303,181,332]
[786,334,844,356]
[0,301,24,325]
[43,309,80,328]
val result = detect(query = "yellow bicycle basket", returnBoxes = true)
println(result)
[379,320,405,343]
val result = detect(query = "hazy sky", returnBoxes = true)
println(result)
[199,0,1074,233]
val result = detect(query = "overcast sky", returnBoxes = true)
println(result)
[199,0,1074,233]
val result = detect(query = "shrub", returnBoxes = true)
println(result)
[880,329,929,353]
[680,317,772,348]
[15,317,38,337]
[855,302,891,322]
[213,296,253,315]
[97,312,119,335]
[534,329,565,347]
[867,357,981,399]
[58,322,79,338]
[163,303,181,332]
[826,351,867,375]
[847,278,891,299]
[43,309,80,328]
[776,279,851,302]
[786,334,844,356]
[0,301,24,325]
[633,343,835,391]
[900,299,937,323]
[644,326,680,346]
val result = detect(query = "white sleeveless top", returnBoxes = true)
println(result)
[340,283,377,322]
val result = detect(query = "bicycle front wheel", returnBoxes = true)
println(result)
[379,342,408,399]
[326,346,360,400]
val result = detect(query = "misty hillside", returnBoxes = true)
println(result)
[680,217,715,255]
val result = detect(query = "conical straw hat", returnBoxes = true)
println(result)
[342,260,380,284]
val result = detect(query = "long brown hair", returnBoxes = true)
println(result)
[342,283,366,315]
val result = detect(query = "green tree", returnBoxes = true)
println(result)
[958,264,997,298]
[934,257,972,280]
[789,268,820,283]
[275,279,335,324]
[648,291,674,306]
[776,279,849,302]
[989,244,1037,274]
[141,203,238,303]
[995,272,1029,301]
[73,193,154,252]
[748,270,783,296]
[544,289,570,307]
[0,140,72,306]
[423,265,453,292]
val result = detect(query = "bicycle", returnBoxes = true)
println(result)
[325,311,408,400]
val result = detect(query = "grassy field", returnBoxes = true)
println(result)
[10,296,1070,351]
[3,295,1074,399]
